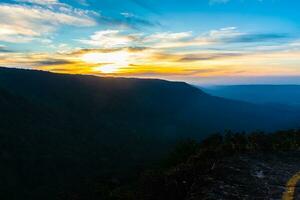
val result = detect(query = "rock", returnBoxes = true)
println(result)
[184,152,300,200]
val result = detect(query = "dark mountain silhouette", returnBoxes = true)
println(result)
[1,67,299,136]
[0,67,299,199]
[202,85,300,107]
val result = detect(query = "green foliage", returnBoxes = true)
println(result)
[163,139,199,168]
[197,130,300,155]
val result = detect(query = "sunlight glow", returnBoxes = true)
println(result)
[97,65,120,73]
[81,51,130,74]
[81,52,129,64]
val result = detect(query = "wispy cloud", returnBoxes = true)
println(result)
[2,42,300,78]
[144,32,192,43]
[0,2,97,43]
[209,0,265,5]
[129,0,160,14]
[127,28,288,49]
[209,0,230,5]
[76,27,291,62]
[78,30,139,48]
[75,0,89,6]
[35,58,76,66]
[0,20,298,79]
[179,53,244,62]
[0,45,13,53]
[15,0,61,6]
[120,12,160,28]
[198,27,288,44]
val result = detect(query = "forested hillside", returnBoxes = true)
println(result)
[0,67,300,199]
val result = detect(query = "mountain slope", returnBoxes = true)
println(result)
[202,85,300,107]
[0,67,300,199]
[0,67,299,137]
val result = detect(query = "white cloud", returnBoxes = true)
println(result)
[78,27,285,52]
[202,27,242,41]
[289,40,300,47]
[15,0,60,6]
[79,30,194,49]
[145,32,192,42]
[78,30,137,48]
[0,3,97,43]
[141,32,194,48]
[208,27,238,37]
[121,12,135,18]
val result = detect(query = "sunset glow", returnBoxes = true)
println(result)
[95,65,120,73]
[82,52,129,65]
[1,0,300,84]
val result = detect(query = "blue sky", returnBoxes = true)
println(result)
[1,0,300,84]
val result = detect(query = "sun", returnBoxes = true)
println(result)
[81,51,130,74]
[97,65,120,73]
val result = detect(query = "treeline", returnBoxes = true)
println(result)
[1,125,299,199]
[197,129,300,155]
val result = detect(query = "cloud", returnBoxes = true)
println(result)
[88,12,159,30]
[69,48,122,56]
[129,0,160,14]
[209,0,230,5]
[132,28,279,49]
[77,27,287,52]
[110,66,223,77]
[78,30,139,48]
[76,0,89,6]
[179,53,244,62]
[145,32,192,42]
[120,12,160,28]
[14,1,157,30]
[3,43,300,79]
[141,31,198,48]
[224,33,288,43]
[1,19,298,79]
[15,0,60,6]
[209,0,265,5]
[145,51,247,64]
[206,27,239,38]
[0,45,13,53]
[77,30,205,54]
[35,58,75,66]
[0,2,97,43]
[200,27,288,44]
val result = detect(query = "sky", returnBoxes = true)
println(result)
[1,0,300,84]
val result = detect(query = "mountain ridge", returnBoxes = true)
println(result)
[1,67,299,136]
[202,85,300,107]
[0,67,300,199]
